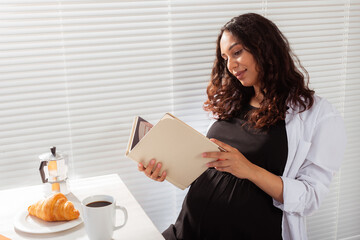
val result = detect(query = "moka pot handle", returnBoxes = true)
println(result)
[39,161,48,183]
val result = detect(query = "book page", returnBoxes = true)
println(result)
[130,117,153,151]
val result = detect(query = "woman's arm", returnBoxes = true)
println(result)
[248,163,284,203]
[275,112,346,216]
[204,138,284,203]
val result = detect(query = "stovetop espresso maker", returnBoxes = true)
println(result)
[39,146,69,195]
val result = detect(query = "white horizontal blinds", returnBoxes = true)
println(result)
[0,3,73,189]
[169,0,264,222]
[338,1,360,239]
[170,0,264,133]
[57,0,176,231]
[57,0,172,174]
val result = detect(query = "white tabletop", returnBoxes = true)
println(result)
[0,174,164,240]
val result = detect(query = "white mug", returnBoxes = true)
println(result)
[81,194,128,240]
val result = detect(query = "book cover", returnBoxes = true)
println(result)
[125,113,223,190]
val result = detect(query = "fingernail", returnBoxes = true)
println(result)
[150,159,155,164]
[202,153,207,157]
[157,163,161,168]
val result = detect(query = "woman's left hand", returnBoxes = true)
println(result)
[203,138,254,179]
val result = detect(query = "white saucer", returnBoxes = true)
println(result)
[13,210,83,234]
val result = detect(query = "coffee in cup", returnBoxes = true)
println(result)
[86,201,111,208]
[81,195,128,240]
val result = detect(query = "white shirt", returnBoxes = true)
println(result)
[274,95,346,239]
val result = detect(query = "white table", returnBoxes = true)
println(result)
[0,174,165,240]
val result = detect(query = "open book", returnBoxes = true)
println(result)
[125,113,224,190]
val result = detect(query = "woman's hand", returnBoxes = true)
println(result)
[203,138,284,203]
[138,159,167,182]
[203,138,254,179]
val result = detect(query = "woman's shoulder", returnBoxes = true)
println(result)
[307,94,342,120]
[287,94,343,125]
[287,94,345,144]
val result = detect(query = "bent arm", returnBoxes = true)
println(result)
[274,114,346,216]
[248,164,284,203]
[275,161,333,216]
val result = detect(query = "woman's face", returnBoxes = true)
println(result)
[220,30,260,89]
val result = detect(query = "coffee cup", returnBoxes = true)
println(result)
[81,195,128,240]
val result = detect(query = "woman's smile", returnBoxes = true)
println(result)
[234,69,247,80]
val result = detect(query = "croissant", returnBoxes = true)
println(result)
[28,192,80,221]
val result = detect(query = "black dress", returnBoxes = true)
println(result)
[163,105,288,240]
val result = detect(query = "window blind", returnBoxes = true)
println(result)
[0,2,72,187]
[0,1,359,238]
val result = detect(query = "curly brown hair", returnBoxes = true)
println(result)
[203,13,314,128]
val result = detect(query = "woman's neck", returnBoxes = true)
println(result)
[250,87,263,108]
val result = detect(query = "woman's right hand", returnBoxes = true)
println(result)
[138,158,167,182]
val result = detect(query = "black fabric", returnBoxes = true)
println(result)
[163,105,288,240]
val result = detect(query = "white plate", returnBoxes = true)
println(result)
[13,210,83,234]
